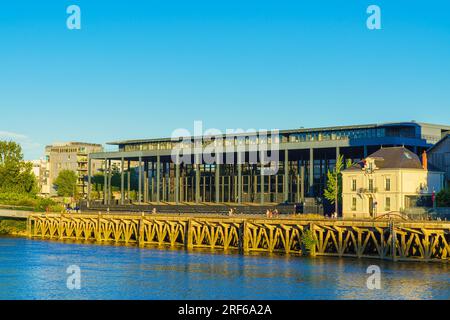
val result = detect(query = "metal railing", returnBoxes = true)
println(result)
[403,207,450,221]
[357,187,378,194]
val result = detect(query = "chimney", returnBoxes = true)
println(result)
[422,151,428,171]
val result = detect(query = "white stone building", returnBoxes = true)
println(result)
[342,147,444,219]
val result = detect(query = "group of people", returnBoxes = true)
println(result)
[329,212,338,219]
[265,209,279,218]
[65,204,80,214]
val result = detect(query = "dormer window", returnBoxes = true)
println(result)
[363,158,377,174]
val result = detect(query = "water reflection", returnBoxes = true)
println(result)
[0,237,448,300]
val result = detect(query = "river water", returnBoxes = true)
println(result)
[0,237,448,300]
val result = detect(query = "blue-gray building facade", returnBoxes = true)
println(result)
[88,122,450,206]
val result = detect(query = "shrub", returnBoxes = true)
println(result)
[0,192,64,212]
[0,218,27,235]
[301,229,318,252]
[436,188,450,207]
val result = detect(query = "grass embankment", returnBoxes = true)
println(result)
[0,192,63,212]
[0,218,27,236]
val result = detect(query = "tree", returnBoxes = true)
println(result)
[436,188,450,207]
[0,141,37,194]
[53,170,78,197]
[324,154,353,215]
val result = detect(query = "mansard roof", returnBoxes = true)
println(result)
[345,147,423,171]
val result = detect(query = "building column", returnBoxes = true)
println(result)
[221,176,225,202]
[309,148,314,197]
[237,161,242,204]
[138,156,142,204]
[300,165,305,202]
[87,157,92,207]
[120,157,125,205]
[150,161,154,202]
[174,161,180,204]
[275,175,278,202]
[195,164,201,203]
[215,164,220,203]
[268,174,271,203]
[363,145,368,158]
[227,176,231,203]
[156,155,160,204]
[144,161,149,203]
[103,158,108,205]
[260,167,265,205]
[108,159,112,204]
[336,146,340,163]
[127,160,131,202]
[202,176,206,203]
[284,149,289,202]
[162,175,166,201]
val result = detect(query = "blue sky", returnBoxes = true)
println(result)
[0,0,449,159]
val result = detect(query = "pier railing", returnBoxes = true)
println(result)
[27,214,450,262]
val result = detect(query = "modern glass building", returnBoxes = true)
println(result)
[88,122,450,206]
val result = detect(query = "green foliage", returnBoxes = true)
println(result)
[324,154,344,205]
[53,170,78,197]
[0,192,35,207]
[0,141,37,194]
[345,158,353,169]
[92,169,140,192]
[436,188,450,207]
[0,141,64,212]
[324,155,353,213]
[90,167,141,201]
[0,218,27,235]
[301,229,318,252]
[34,197,60,212]
[0,192,63,212]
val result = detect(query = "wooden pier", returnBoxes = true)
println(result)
[27,213,450,262]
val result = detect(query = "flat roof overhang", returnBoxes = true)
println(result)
[90,136,431,160]
[106,121,450,146]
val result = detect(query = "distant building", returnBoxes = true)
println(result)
[342,147,444,219]
[29,160,42,178]
[45,142,104,196]
[427,133,450,187]
[28,159,50,195]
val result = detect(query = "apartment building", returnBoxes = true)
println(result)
[45,142,104,196]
